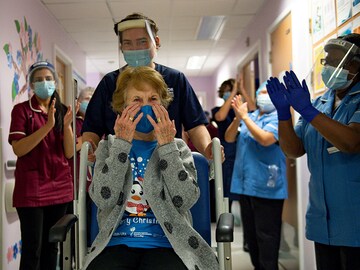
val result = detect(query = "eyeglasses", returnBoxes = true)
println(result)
[320,58,342,67]
[320,57,353,67]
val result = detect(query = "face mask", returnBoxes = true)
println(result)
[33,81,56,99]
[79,101,89,114]
[223,92,231,101]
[257,94,275,113]
[123,49,152,67]
[321,65,353,90]
[135,105,156,133]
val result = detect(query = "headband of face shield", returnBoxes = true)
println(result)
[114,19,157,67]
[320,38,360,90]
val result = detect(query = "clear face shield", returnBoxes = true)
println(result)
[114,19,157,68]
[306,38,360,93]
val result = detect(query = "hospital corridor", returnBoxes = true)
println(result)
[1,0,360,270]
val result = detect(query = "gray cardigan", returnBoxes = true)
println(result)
[82,136,219,270]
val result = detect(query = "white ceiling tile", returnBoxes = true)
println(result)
[59,18,114,32]
[41,0,267,77]
[45,2,110,19]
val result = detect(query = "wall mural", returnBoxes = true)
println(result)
[7,240,21,264]
[3,17,43,105]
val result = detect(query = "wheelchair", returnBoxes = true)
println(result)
[49,137,234,270]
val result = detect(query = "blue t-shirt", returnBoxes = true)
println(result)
[108,139,171,248]
[82,64,208,138]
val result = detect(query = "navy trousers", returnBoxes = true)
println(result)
[239,194,284,270]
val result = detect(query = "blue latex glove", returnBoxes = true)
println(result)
[266,77,291,120]
[283,70,320,122]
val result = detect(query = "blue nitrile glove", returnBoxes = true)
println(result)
[283,70,320,122]
[266,77,291,120]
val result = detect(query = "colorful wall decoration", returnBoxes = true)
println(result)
[6,240,21,264]
[3,17,43,105]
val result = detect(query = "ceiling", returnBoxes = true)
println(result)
[40,0,266,77]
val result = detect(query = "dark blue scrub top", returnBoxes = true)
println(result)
[82,63,208,139]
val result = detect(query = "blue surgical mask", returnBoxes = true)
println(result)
[223,92,231,101]
[257,94,275,113]
[79,101,89,114]
[135,105,156,133]
[33,81,56,99]
[123,49,152,67]
[321,65,353,90]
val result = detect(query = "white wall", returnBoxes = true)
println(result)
[0,0,86,269]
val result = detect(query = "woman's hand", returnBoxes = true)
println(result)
[231,95,248,120]
[46,98,56,129]
[63,105,73,128]
[114,104,141,142]
[150,104,176,145]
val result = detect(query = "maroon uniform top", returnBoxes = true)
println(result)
[8,96,73,207]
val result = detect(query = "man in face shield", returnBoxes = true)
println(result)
[82,13,215,160]
[266,33,360,270]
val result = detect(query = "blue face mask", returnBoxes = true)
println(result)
[123,49,152,67]
[79,101,89,114]
[223,92,231,101]
[33,81,56,99]
[321,65,353,90]
[257,94,275,113]
[135,105,156,133]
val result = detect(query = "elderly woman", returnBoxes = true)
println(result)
[83,66,218,270]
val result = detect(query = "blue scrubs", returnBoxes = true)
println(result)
[295,83,360,247]
[230,110,288,200]
[82,64,207,139]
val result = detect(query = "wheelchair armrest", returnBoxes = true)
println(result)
[49,214,78,243]
[215,212,234,243]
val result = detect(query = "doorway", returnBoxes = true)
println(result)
[54,46,73,105]
[269,12,299,259]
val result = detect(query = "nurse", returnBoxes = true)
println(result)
[266,33,360,270]
[225,83,288,270]
[8,61,74,270]
[82,12,216,161]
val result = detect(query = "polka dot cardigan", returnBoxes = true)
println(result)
[82,136,219,270]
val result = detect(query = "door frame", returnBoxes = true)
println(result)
[266,8,291,77]
[54,45,73,105]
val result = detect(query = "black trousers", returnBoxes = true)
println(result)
[239,194,284,270]
[314,242,360,270]
[87,245,188,270]
[17,203,69,270]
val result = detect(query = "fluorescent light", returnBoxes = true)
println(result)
[196,16,226,40]
[186,55,206,70]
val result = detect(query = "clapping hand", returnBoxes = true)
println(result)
[231,95,248,120]
[282,70,320,122]
[266,77,291,120]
